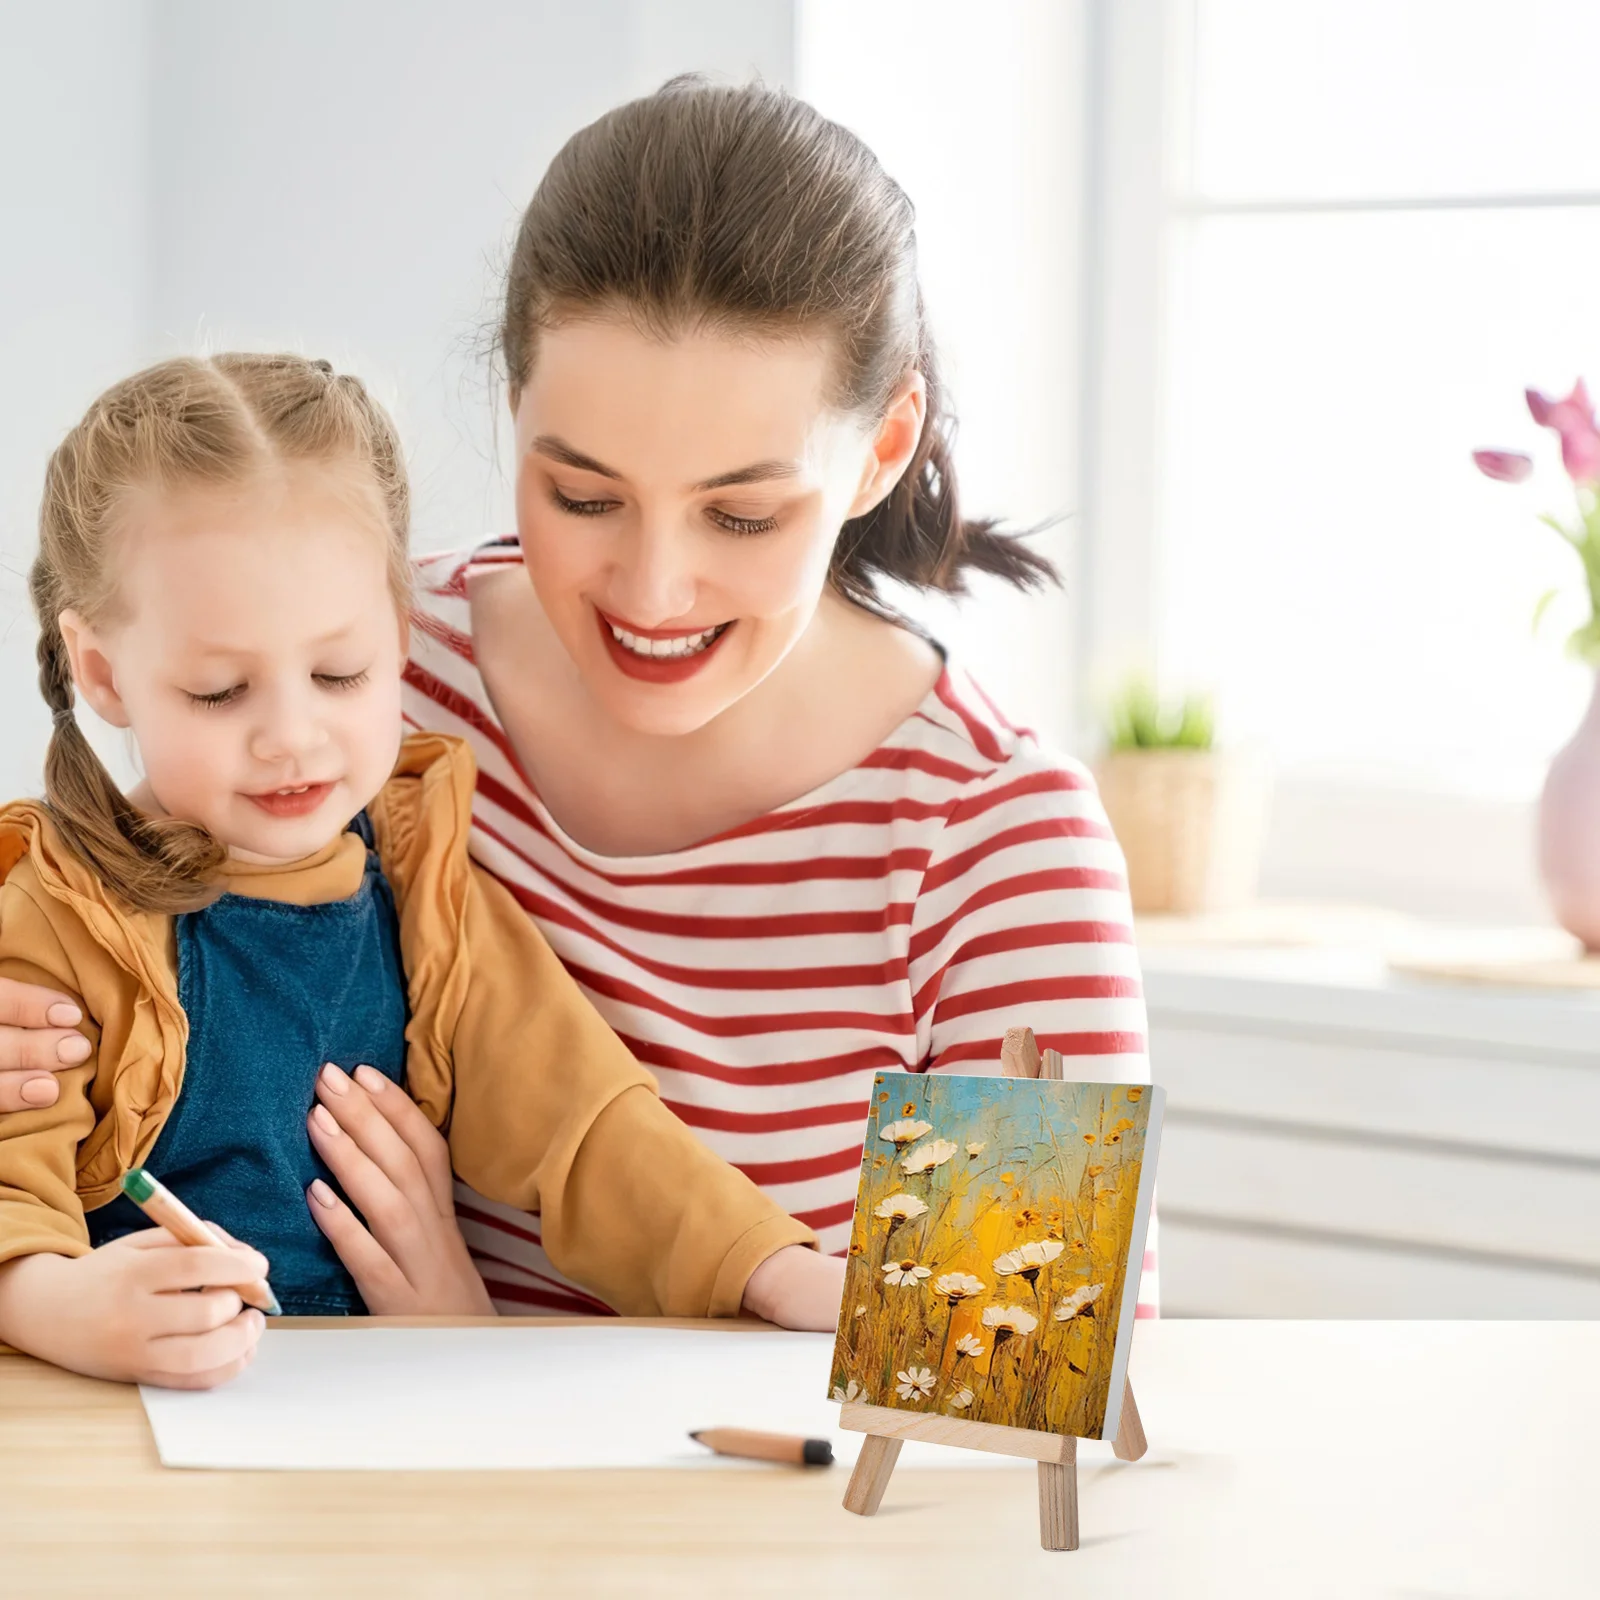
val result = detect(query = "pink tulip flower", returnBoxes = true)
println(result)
[1472,449,1534,483]
[1525,381,1600,484]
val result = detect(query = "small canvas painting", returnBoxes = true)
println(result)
[828,1071,1163,1440]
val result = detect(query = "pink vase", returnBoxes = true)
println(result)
[1539,671,1600,949]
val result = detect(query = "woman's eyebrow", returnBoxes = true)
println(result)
[531,434,799,491]
[693,460,800,491]
[532,435,621,478]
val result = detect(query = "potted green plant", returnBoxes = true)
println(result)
[1094,681,1269,916]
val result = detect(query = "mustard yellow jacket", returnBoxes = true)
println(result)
[0,733,813,1316]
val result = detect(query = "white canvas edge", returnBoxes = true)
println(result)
[1096,1084,1164,1440]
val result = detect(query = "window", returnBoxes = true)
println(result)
[1090,0,1600,917]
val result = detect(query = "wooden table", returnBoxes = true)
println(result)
[3,1318,1595,1598]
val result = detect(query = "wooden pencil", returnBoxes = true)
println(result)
[120,1168,282,1316]
[689,1428,833,1466]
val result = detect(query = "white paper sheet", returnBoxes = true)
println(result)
[140,1325,1114,1472]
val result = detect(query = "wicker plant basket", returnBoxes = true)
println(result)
[1094,748,1270,915]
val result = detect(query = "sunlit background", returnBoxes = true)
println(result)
[4,0,1597,1318]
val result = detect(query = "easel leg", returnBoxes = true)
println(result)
[1037,1440,1079,1552]
[1113,1381,1148,1462]
[843,1435,903,1517]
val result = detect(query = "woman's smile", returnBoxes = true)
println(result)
[594,606,735,683]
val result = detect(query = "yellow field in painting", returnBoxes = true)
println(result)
[828,1071,1150,1439]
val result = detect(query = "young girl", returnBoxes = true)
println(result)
[0,353,835,1389]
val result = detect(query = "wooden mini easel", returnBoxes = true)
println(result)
[839,1028,1149,1552]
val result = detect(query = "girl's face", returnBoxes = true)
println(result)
[511,316,924,737]
[60,465,406,864]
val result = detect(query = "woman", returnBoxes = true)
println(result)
[0,80,1156,1319]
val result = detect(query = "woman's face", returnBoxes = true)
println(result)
[511,316,922,737]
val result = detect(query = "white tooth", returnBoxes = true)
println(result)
[610,622,724,658]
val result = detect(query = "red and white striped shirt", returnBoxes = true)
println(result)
[403,541,1158,1318]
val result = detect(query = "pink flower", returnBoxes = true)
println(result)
[1526,381,1600,485]
[1472,450,1534,484]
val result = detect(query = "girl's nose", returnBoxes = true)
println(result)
[606,520,699,626]
[248,689,329,765]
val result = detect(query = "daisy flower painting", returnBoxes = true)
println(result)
[826,1070,1162,1440]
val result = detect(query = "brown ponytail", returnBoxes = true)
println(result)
[499,77,1055,605]
[829,336,1054,608]
[30,354,411,914]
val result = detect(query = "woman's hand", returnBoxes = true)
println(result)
[306,1064,494,1316]
[740,1245,847,1331]
[0,1230,267,1388]
[0,976,91,1113]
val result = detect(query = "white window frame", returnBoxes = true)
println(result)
[1078,0,1553,924]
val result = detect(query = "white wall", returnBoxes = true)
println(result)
[146,0,795,553]
[797,0,1088,756]
[0,0,795,800]
[0,1,153,801]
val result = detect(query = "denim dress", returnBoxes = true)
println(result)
[87,816,409,1314]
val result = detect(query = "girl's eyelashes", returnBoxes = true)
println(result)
[315,669,370,692]
[186,685,243,710]
[550,484,779,536]
[184,669,371,709]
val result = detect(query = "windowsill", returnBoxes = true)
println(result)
[1138,909,1600,1059]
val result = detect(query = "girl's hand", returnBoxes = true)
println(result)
[0,1228,267,1387]
[306,1064,494,1316]
[0,976,92,1113]
[740,1245,847,1331]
